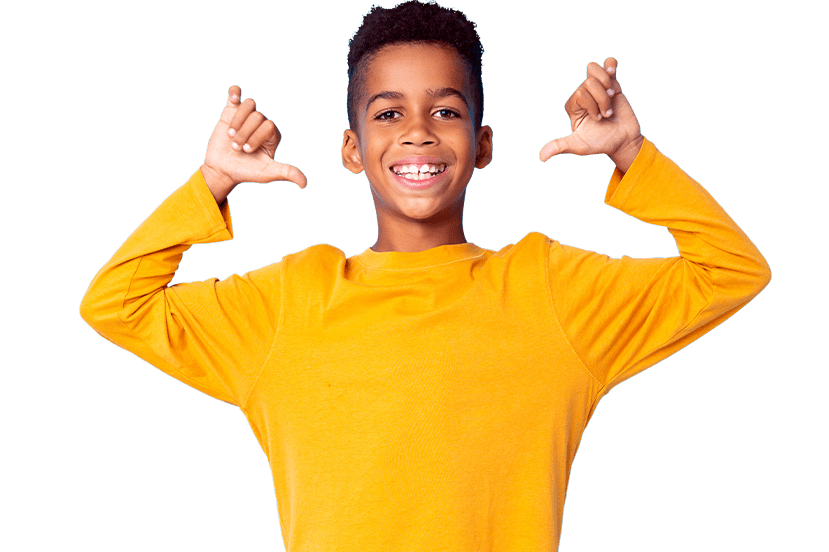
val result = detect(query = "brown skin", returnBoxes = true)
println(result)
[340,47,643,252]
[539,57,644,170]
[341,43,493,252]
[200,52,643,252]
[201,88,307,205]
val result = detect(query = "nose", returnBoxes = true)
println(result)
[399,113,438,147]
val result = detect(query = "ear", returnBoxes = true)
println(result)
[342,129,364,174]
[475,125,493,169]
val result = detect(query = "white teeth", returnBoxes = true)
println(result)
[393,163,447,176]
[404,172,426,180]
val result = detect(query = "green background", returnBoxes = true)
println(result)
[2,0,827,551]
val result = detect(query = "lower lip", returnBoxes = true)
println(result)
[390,168,448,190]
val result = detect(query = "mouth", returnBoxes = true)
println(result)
[389,162,448,181]
[388,162,449,190]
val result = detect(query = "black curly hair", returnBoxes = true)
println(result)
[347,1,484,132]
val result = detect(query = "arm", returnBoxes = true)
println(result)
[79,170,282,406]
[547,138,770,392]
[539,58,770,393]
[80,85,305,406]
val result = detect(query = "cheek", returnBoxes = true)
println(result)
[448,134,476,163]
[367,133,396,170]
[368,145,386,173]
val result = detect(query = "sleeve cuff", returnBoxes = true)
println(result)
[604,137,657,207]
[188,168,234,242]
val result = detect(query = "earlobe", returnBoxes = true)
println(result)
[342,129,364,174]
[475,125,493,169]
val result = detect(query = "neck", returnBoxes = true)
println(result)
[371,226,467,253]
[371,189,469,253]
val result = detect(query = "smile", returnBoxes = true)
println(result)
[389,163,449,190]
[390,163,447,180]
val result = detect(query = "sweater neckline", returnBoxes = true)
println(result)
[355,242,486,271]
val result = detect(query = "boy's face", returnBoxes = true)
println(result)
[342,43,492,225]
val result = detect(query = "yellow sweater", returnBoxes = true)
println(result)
[80,138,770,551]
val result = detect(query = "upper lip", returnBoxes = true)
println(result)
[389,156,448,170]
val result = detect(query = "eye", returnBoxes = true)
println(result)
[435,109,460,119]
[376,110,400,120]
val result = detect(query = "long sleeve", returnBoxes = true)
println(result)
[80,169,282,407]
[546,138,771,394]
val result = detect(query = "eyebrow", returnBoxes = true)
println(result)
[365,87,470,113]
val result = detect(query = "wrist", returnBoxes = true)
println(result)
[609,134,645,174]
[199,164,236,205]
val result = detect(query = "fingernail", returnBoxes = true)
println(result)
[607,67,614,73]
[231,142,240,150]
[607,89,615,96]
[243,143,251,152]
[605,109,613,117]
[228,128,236,137]
[230,94,239,102]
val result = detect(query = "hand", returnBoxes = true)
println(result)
[539,58,643,172]
[201,85,307,204]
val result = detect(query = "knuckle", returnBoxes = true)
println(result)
[253,127,270,142]
[243,118,262,133]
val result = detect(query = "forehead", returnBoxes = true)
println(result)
[363,43,469,97]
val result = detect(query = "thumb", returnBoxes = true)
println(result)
[260,160,308,189]
[539,135,576,162]
[218,85,242,125]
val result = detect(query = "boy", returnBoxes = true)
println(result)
[80,1,770,550]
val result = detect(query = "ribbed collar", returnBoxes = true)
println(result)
[354,242,486,271]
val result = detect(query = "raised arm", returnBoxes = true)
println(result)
[546,137,770,392]
[80,86,304,406]
[540,59,770,393]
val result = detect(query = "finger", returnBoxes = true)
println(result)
[219,86,243,125]
[569,87,601,122]
[563,91,582,126]
[262,160,308,189]
[226,85,241,108]
[584,76,613,119]
[243,119,282,154]
[233,110,266,151]
[603,58,622,96]
[604,57,618,77]
[228,97,256,140]
[538,136,571,163]
[586,62,613,94]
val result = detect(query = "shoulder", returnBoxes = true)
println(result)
[280,243,347,276]
[235,244,344,286]
[481,231,557,275]
[493,231,554,259]
[507,232,614,277]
